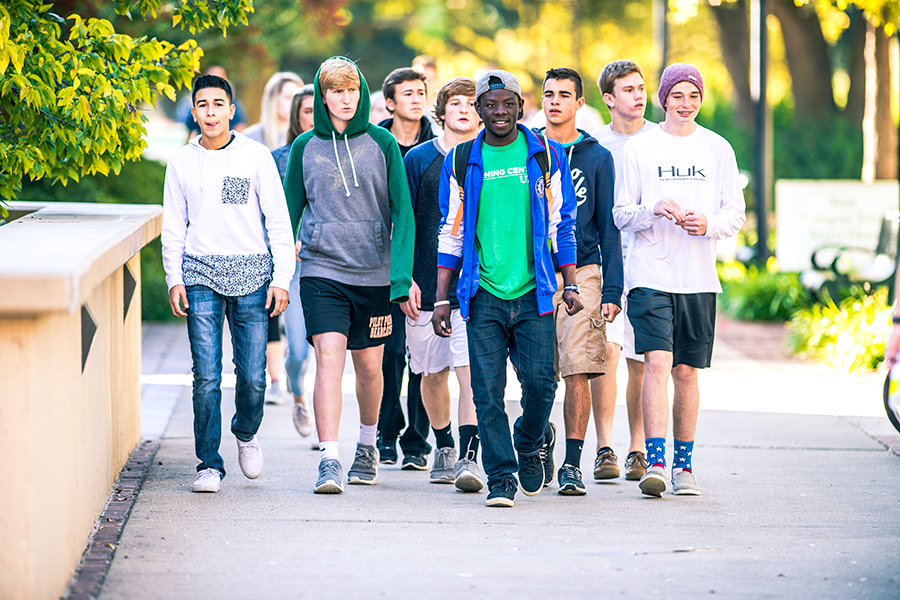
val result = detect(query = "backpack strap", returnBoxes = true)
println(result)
[450,139,473,236]
[537,133,555,218]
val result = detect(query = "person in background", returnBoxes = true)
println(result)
[375,67,436,470]
[271,84,316,438]
[591,59,658,483]
[245,72,304,150]
[243,71,304,405]
[369,91,391,125]
[401,77,484,491]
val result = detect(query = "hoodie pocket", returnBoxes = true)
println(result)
[309,220,386,270]
[221,176,251,204]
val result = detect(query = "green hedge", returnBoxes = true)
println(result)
[787,287,890,372]
[717,260,814,322]
[18,160,174,321]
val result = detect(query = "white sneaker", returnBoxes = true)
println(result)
[265,385,285,405]
[236,436,263,479]
[192,468,221,493]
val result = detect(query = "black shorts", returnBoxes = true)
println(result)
[267,313,281,343]
[626,287,716,368]
[299,276,392,350]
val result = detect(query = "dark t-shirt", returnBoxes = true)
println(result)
[404,138,458,311]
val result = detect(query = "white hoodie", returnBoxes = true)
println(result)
[612,125,746,294]
[162,132,295,295]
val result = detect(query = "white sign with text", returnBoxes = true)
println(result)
[775,180,899,271]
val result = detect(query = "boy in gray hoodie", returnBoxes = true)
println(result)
[284,57,415,494]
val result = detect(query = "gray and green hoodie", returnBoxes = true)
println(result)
[284,58,414,302]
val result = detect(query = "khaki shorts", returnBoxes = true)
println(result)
[553,263,607,378]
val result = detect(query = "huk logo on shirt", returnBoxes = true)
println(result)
[369,314,392,339]
[658,165,706,182]
[571,167,587,206]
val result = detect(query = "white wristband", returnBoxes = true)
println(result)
[433,300,450,307]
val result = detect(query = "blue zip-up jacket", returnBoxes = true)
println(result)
[436,124,578,319]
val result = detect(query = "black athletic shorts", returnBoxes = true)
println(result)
[626,287,716,368]
[267,313,281,343]
[299,276,392,350]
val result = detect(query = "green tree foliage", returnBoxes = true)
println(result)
[0,0,254,210]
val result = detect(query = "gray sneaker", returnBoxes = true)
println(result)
[314,458,343,494]
[639,465,667,497]
[430,447,458,484]
[347,443,379,485]
[454,458,485,492]
[671,469,702,495]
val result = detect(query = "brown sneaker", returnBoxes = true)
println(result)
[624,451,647,481]
[592,448,620,480]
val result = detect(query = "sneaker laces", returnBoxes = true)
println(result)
[354,445,376,467]
[238,438,259,457]
[560,463,582,480]
[320,460,340,478]
[435,447,452,470]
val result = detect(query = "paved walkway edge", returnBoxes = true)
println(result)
[64,438,161,600]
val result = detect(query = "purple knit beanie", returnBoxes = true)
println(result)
[658,63,704,109]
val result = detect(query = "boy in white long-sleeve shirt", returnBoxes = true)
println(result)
[612,63,745,497]
[161,74,295,493]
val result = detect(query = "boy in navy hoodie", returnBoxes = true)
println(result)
[537,67,623,495]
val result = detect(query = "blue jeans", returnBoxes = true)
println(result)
[282,261,310,397]
[466,288,557,486]
[186,283,268,476]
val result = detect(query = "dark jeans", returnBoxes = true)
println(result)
[377,303,431,455]
[467,288,557,486]
[186,283,268,477]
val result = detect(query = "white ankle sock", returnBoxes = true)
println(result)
[319,441,339,462]
[359,423,377,447]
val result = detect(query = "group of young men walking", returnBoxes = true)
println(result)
[162,55,745,507]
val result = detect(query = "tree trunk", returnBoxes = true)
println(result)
[771,0,835,116]
[710,0,753,126]
[845,10,867,127]
[874,26,897,180]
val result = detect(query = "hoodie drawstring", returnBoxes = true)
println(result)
[567,144,574,166]
[343,134,359,188]
[332,131,351,197]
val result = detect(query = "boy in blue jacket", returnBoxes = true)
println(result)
[432,70,583,507]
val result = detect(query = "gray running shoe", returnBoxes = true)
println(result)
[624,450,647,481]
[639,465,667,497]
[593,447,620,480]
[430,447,458,484]
[314,458,343,494]
[671,469,702,495]
[292,398,312,437]
[347,443,379,485]
[454,458,485,493]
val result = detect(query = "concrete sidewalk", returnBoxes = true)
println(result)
[97,322,900,599]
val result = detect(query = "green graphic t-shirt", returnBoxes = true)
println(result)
[475,132,535,299]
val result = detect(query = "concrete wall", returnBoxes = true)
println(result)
[0,202,161,599]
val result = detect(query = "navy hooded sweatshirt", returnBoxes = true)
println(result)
[536,127,623,307]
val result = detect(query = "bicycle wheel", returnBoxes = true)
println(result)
[883,372,900,434]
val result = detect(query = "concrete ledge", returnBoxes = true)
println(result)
[0,201,162,599]
[0,202,162,315]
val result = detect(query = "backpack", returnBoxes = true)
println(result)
[449,134,558,236]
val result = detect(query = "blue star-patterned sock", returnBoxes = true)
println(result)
[645,437,666,468]
[673,439,694,472]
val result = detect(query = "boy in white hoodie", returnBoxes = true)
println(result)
[162,74,295,493]
[613,63,745,498]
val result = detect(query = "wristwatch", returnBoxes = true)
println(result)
[563,284,580,295]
